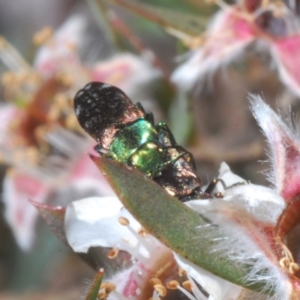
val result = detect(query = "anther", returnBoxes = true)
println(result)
[182,280,193,291]
[154,284,167,297]
[167,280,180,289]
[289,262,300,274]
[178,268,187,277]
[138,227,148,237]
[107,248,119,259]
[33,27,53,46]
[149,278,162,286]
[55,72,74,86]
[119,217,130,226]
[100,282,116,294]
[98,290,107,300]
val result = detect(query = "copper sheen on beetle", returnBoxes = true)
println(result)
[74,82,212,201]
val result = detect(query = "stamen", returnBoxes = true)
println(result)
[167,280,180,289]
[178,268,187,277]
[176,285,197,300]
[186,273,208,300]
[0,36,31,72]
[53,93,69,109]
[289,262,300,274]
[48,106,60,122]
[32,27,53,46]
[138,227,148,237]
[167,277,198,300]
[55,71,74,86]
[121,216,160,262]
[149,277,162,286]
[153,284,167,297]
[107,248,120,259]
[278,241,300,274]
[98,291,107,300]
[98,282,116,300]
[262,0,270,8]
[182,280,193,291]
[100,282,116,294]
[66,114,80,131]
[150,290,161,300]
[154,261,173,278]
[26,146,39,165]
[119,217,130,226]
[118,216,154,263]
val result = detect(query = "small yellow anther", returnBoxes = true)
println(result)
[33,27,53,46]
[100,282,116,294]
[107,248,119,259]
[182,280,193,291]
[55,72,74,86]
[178,268,187,277]
[119,217,130,226]
[289,262,300,274]
[138,227,148,237]
[167,280,180,289]
[149,277,162,286]
[154,284,167,297]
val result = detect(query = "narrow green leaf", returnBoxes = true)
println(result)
[93,156,273,294]
[85,268,104,300]
[97,0,210,36]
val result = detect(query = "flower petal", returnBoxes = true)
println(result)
[271,36,300,97]
[216,162,245,191]
[70,151,114,196]
[174,254,243,300]
[64,196,141,253]
[91,53,161,97]
[250,95,300,202]
[191,163,285,224]
[171,7,255,91]
[3,171,51,250]
[34,15,85,78]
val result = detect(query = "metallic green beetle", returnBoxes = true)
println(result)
[74,82,214,201]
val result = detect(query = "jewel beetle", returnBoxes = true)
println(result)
[74,82,216,201]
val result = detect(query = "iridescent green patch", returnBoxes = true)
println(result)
[109,119,158,163]
[129,143,164,176]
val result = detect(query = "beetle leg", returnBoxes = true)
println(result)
[93,144,109,155]
[155,122,177,147]
[204,178,247,198]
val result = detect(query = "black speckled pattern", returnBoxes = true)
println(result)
[74,82,145,149]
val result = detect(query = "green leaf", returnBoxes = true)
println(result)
[85,269,104,300]
[93,156,273,294]
[96,0,211,36]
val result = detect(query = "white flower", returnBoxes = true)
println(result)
[66,194,247,299]
[0,14,161,250]
[64,161,290,299]
[171,2,300,97]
